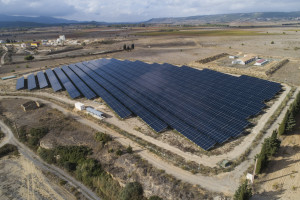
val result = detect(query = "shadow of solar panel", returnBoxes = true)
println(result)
[53,67,81,99]
[16,77,25,90]
[37,71,49,89]
[45,69,62,92]
[27,74,37,90]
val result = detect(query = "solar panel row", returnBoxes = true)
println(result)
[53,67,81,99]
[37,71,49,89]
[69,63,132,119]
[16,77,25,90]
[62,65,96,100]
[45,69,63,92]
[27,74,37,90]
[15,59,282,150]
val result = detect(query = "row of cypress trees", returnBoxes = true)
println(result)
[234,91,300,199]
[278,91,300,135]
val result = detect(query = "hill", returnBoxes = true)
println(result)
[145,11,300,24]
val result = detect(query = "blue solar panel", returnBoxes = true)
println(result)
[27,74,37,90]
[16,77,25,90]
[53,67,81,99]
[45,69,63,92]
[62,65,96,100]
[18,58,281,150]
[37,71,49,89]
[70,63,132,119]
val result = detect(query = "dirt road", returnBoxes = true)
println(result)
[7,84,291,168]
[1,89,298,195]
[0,120,101,200]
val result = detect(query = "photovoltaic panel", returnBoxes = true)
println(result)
[37,71,49,89]
[27,74,37,90]
[53,67,81,99]
[16,77,25,90]
[70,63,132,119]
[16,58,282,150]
[62,65,96,100]
[45,69,62,92]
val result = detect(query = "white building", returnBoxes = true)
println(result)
[75,102,85,111]
[254,59,268,66]
[21,43,27,48]
[0,40,5,44]
[235,54,257,65]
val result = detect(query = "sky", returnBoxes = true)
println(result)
[0,0,300,22]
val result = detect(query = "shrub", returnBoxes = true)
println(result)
[0,144,19,158]
[119,182,144,200]
[126,145,133,154]
[76,158,102,187]
[271,41,275,44]
[116,149,123,156]
[149,196,162,200]
[24,55,34,61]
[234,180,252,200]
[95,132,112,144]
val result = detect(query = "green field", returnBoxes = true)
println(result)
[135,29,271,36]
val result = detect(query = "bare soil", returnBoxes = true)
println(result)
[0,155,76,200]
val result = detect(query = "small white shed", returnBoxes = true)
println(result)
[75,102,85,111]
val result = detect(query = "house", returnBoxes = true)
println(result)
[235,54,257,65]
[75,102,85,111]
[254,59,268,66]
[229,55,238,59]
[21,43,27,48]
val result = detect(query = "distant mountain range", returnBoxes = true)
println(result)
[145,11,300,24]
[0,14,80,24]
[1,11,300,28]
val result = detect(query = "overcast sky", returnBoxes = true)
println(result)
[1,0,300,22]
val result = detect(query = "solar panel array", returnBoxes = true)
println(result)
[37,71,49,89]
[15,59,282,150]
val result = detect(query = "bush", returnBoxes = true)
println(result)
[234,180,252,200]
[116,149,123,156]
[126,145,133,154]
[149,196,162,200]
[95,132,112,144]
[271,41,275,44]
[76,158,102,187]
[119,182,144,200]
[24,55,34,61]
[0,144,19,158]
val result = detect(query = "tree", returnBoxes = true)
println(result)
[119,182,144,200]
[24,55,34,61]
[94,132,112,144]
[286,113,296,132]
[271,41,275,44]
[126,145,133,154]
[234,180,252,200]
[255,151,268,174]
[123,44,127,50]
[131,43,135,49]
[278,110,289,135]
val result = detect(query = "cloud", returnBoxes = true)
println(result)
[1,0,300,22]
[0,0,76,17]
